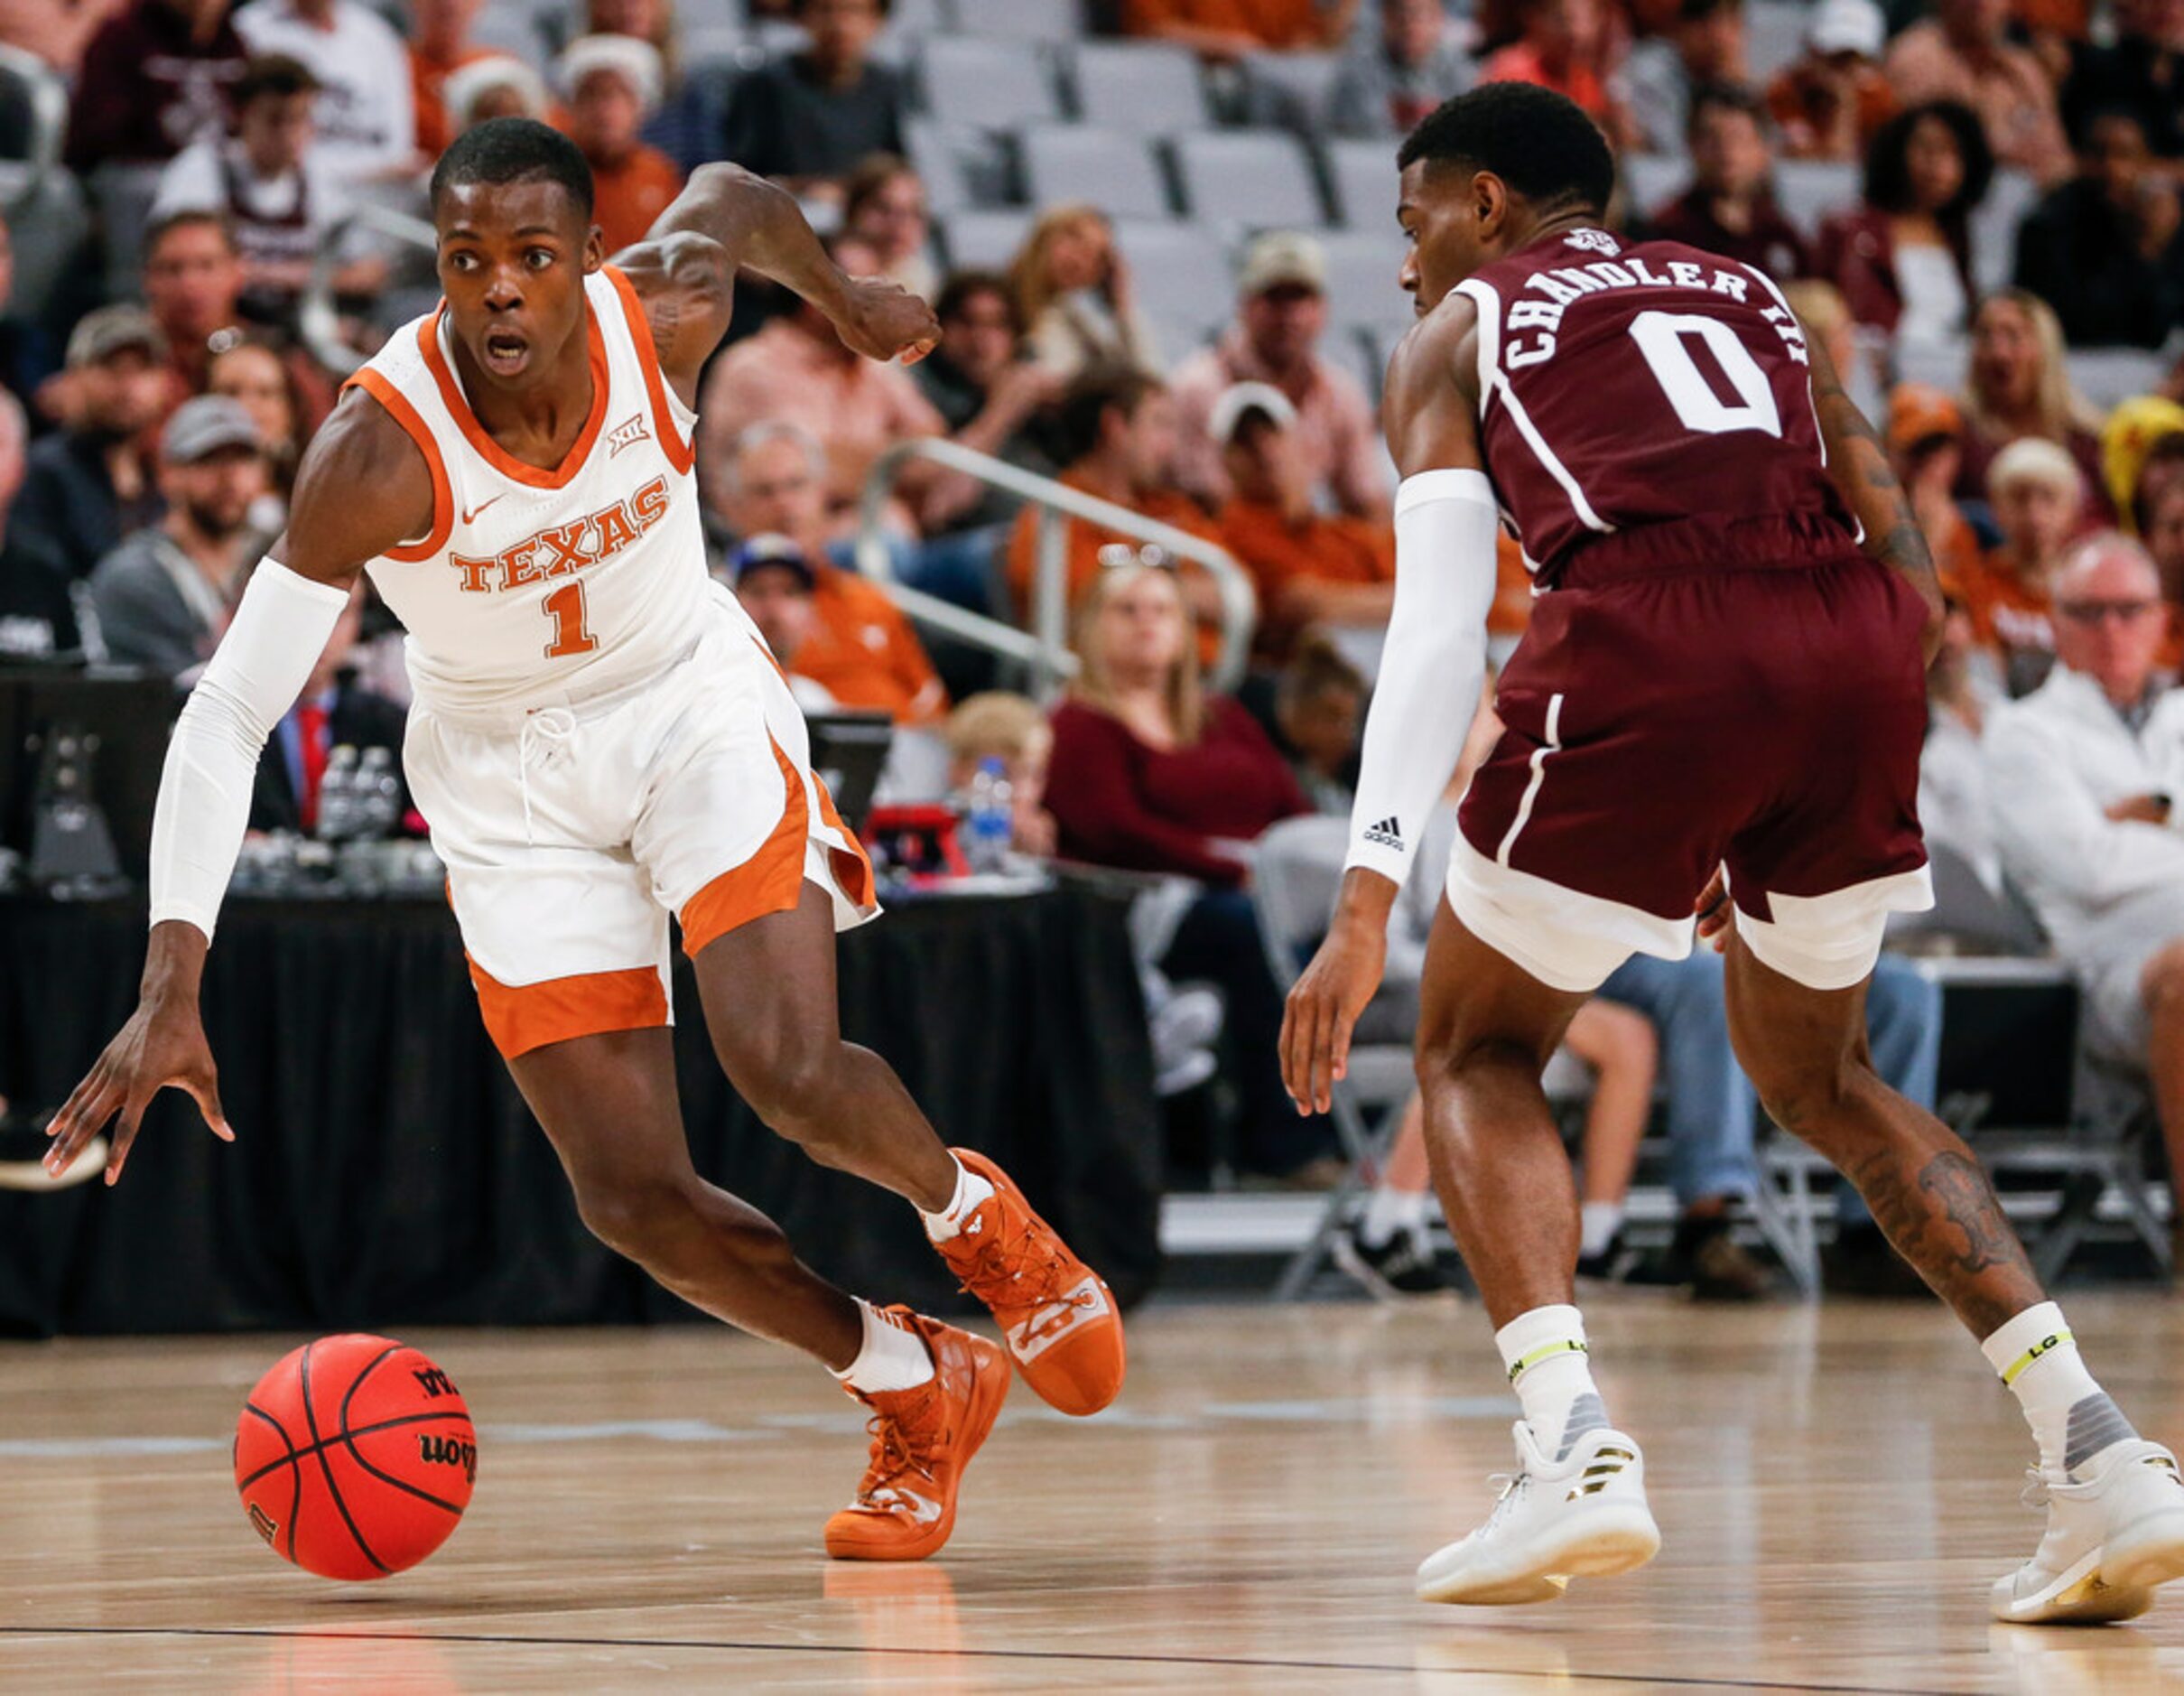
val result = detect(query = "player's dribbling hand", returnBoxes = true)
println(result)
[42,997,231,1186]
[1281,912,1387,1117]
[833,276,941,367]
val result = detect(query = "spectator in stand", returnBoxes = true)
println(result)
[1767,0,1895,163]
[587,0,711,172]
[698,234,948,519]
[1882,0,2071,184]
[1813,99,1990,347]
[1782,275,1885,415]
[15,307,169,578]
[717,0,906,201]
[2061,0,2184,167]
[1208,382,1393,660]
[1120,0,1357,60]
[2015,108,2184,351]
[1889,382,1984,591]
[942,692,1058,855]
[443,56,552,135]
[2143,476,2184,666]
[556,37,683,256]
[2,0,125,76]
[152,54,386,331]
[1986,535,2184,1218]
[234,0,414,186]
[1325,0,1475,138]
[1625,0,1748,157]
[1955,287,2108,508]
[63,0,248,173]
[841,154,935,303]
[0,392,91,661]
[2105,396,2184,537]
[1919,588,2003,888]
[715,424,947,724]
[250,583,407,834]
[912,270,1066,534]
[1003,367,1222,635]
[1479,0,1634,150]
[1010,207,1162,384]
[207,332,305,520]
[1046,557,1335,1184]
[730,532,846,714]
[88,395,267,679]
[1269,630,1365,815]
[1171,232,1389,519]
[1963,436,2085,692]
[1647,84,1813,280]
[409,0,492,160]
[140,210,338,428]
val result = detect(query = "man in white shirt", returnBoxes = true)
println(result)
[1985,534,2184,1194]
[234,0,414,185]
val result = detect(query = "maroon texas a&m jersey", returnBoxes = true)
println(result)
[1454,226,1863,587]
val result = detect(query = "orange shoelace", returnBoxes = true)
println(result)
[945,1209,1073,1324]
[854,1384,944,1507]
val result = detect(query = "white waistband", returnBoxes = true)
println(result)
[412,629,707,732]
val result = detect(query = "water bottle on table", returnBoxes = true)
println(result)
[962,757,1013,875]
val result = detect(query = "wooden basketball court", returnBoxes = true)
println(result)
[8,1293,2184,1692]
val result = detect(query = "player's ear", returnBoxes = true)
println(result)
[583,224,606,272]
[1473,171,1509,240]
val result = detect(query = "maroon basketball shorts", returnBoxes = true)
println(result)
[1451,554,1933,993]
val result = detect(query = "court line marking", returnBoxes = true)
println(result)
[0,1626,1970,1693]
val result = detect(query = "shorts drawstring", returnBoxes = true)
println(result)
[516,707,579,845]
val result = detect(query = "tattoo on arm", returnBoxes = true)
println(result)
[1848,1145,2040,1333]
[1812,368,1943,620]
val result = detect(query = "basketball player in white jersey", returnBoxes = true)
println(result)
[42,120,1126,1563]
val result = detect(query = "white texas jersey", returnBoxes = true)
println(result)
[346,266,751,714]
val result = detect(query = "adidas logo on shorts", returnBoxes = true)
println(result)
[1363,816,1404,850]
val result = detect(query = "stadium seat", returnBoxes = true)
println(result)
[1111,218,1232,341]
[938,207,1034,270]
[2067,349,2174,411]
[1316,228,1411,338]
[886,0,953,35]
[0,44,64,207]
[1068,40,1212,130]
[1745,0,1809,79]
[1021,126,1174,222]
[917,36,1061,130]
[1322,136,1399,228]
[1326,325,1389,405]
[1171,129,1327,232]
[953,0,1081,39]
[1621,152,1690,219]
[1894,338,1969,391]
[906,116,1007,213]
[1772,158,1859,238]
[1237,49,1342,132]
[469,4,553,69]
[674,0,746,36]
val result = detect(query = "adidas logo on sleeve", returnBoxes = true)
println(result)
[1363,816,1404,851]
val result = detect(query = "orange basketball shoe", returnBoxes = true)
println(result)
[825,1310,1008,1562]
[933,1149,1127,1416]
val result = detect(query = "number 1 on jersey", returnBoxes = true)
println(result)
[543,580,598,658]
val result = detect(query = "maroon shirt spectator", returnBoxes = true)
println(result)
[1645,84,1813,280]
[1812,99,1990,340]
[64,0,249,172]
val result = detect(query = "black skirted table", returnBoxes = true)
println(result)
[0,881,1161,1337]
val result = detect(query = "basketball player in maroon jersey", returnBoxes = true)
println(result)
[1285,84,2184,1620]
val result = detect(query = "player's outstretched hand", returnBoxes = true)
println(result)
[43,997,231,1186]
[1281,912,1387,1117]
[832,275,940,367]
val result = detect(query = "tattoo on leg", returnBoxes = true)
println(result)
[1917,1151,2031,1276]
[1849,1145,2038,1326]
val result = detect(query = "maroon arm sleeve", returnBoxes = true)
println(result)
[1046,704,1250,885]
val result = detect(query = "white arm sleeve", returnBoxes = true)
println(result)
[147,560,353,942]
[1343,469,1501,887]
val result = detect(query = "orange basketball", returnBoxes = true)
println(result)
[234,1334,477,1580]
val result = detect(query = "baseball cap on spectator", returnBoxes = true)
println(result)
[558,34,663,112]
[445,55,551,128]
[1887,384,1961,454]
[1807,0,1884,58]
[163,396,265,464]
[1209,380,1299,445]
[66,305,168,369]
[1986,436,2080,502]
[731,532,817,589]
[1237,232,1326,298]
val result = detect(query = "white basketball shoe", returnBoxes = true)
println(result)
[1416,1421,1661,1605]
[1992,1440,2184,1625]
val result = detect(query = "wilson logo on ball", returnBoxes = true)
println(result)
[420,1433,479,1482]
[413,1366,459,1399]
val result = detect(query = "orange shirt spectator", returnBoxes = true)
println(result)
[1120,0,1343,56]
[1479,0,1631,143]
[556,35,685,254]
[1965,435,2085,689]
[801,563,946,723]
[1006,470,1226,669]
[408,0,493,157]
[1765,0,1896,161]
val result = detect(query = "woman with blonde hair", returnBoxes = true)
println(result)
[1008,205,1162,383]
[1046,558,1334,1183]
[1955,287,2108,513]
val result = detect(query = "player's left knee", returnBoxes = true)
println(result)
[718,1027,852,1142]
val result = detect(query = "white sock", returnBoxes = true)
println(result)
[1579,1201,1624,1260]
[1982,1301,2134,1479]
[832,1299,935,1394]
[920,1156,996,1244]
[1361,1185,1430,1247]
[1496,1304,1609,1461]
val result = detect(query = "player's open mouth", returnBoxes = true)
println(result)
[481,331,530,375]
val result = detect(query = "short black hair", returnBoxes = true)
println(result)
[1398,84,1616,219]
[1863,99,1992,220]
[934,267,1017,330]
[1685,79,1767,142]
[430,116,594,223]
[234,52,319,107]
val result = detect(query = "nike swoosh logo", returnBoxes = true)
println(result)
[461,494,505,525]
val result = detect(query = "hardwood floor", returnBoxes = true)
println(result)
[7,1294,2184,1692]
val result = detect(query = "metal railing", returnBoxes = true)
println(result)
[854,437,1258,700]
[297,200,439,378]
